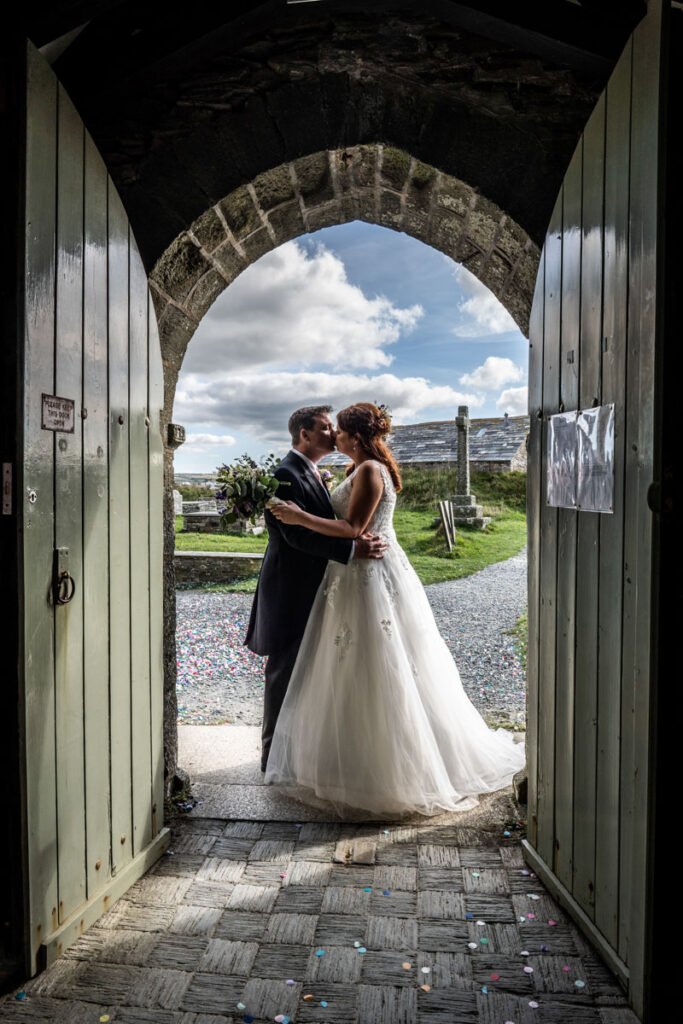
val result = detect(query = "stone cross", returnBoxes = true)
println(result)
[455,405,470,496]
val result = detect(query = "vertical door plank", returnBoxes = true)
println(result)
[526,253,545,850]
[596,41,632,952]
[108,182,133,874]
[537,193,562,866]
[83,132,112,898]
[573,94,606,919]
[621,8,661,1006]
[555,143,582,888]
[148,306,165,836]
[54,86,86,923]
[129,242,153,857]
[23,43,59,961]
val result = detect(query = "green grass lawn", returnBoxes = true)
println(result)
[175,504,527,589]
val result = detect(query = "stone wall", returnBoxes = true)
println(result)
[175,551,263,586]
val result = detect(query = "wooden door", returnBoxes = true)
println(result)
[524,3,667,1020]
[8,40,168,974]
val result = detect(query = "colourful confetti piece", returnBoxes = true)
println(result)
[354,941,361,947]
[315,948,326,957]
[548,919,557,926]
[479,937,489,945]
[382,889,391,896]
[575,980,586,989]
[529,1001,539,1009]
[402,962,412,970]
[421,967,431,974]
[562,965,571,973]
[503,830,511,837]
[471,871,480,877]
[236,1004,246,1011]
[526,912,536,919]
[363,886,372,892]
[303,994,314,1001]
[523,966,534,974]
[286,979,295,985]
[320,1000,328,1007]
[14,993,27,1002]
[520,950,530,957]
[420,984,431,992]
[357,947,367,954]
[476,919,486,926]
[99,1018,110,1023]
[467,942,478,949]
[465,912,474,920]
[481,985,488,994]
[490,973,501,981]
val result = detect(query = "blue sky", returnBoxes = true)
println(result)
[173,221,529,472]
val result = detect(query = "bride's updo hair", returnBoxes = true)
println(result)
[336,402,402,492]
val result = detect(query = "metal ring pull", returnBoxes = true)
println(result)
[55,571,76,605]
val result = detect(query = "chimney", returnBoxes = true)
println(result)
[504,412,509,427]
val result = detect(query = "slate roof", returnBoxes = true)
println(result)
[320,414,529,467]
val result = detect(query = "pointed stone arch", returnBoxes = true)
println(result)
[152,143,538,782]
[150,145,538,420]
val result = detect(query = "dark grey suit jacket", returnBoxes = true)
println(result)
[244,451,353,656]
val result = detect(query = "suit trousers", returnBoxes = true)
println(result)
[261,636,302,772]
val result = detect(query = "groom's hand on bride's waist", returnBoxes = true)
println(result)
[352,532,387,560]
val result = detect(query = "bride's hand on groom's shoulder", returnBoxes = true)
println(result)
[269,499,304,525]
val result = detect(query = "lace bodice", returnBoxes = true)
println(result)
[330,461,397,541]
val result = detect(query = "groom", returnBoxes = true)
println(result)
[245,405,385,772]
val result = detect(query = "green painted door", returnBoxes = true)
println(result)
[524,3,666,1020]
[17,40,168,973]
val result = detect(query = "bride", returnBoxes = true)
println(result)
[267,401,525,818]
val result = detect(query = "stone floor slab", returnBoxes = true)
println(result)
[0,813,636,1024]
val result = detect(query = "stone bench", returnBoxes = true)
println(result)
[174,550,264,585]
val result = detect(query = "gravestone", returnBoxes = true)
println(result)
[451,406,490,529]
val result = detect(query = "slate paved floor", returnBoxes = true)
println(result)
[0,810,639,1024]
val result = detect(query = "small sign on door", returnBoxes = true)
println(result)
[41,394,75,433]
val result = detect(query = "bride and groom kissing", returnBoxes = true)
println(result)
[245,402,525,819]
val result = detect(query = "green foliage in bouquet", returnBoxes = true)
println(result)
[215,453,288,526]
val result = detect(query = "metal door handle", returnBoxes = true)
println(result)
[55,571,75,605]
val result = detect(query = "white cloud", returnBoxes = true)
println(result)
[174,370,483,448]
[182,240,423,374]
[459,356,525,390]
[451,266,519,338]
[183,432,236,452]
[496,386,528,415]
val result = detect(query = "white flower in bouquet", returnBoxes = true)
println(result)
[215,453,289,527]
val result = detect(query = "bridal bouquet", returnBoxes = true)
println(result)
[215,453,288,526]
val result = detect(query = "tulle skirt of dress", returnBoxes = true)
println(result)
[264,539,526,819]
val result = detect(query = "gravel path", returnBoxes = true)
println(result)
[176,549,527,729]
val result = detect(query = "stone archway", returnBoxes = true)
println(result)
[153,144,539,787]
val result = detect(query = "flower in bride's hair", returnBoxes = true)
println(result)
[373,401,392,434]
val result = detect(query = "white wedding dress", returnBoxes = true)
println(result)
[265,461,526,818]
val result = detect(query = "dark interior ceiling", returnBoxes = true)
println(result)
[13,1,649,267]
[20,1,648,81]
